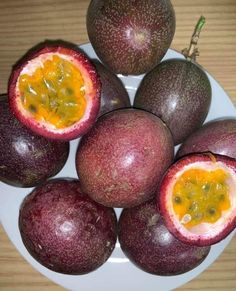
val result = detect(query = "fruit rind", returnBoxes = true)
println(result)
[118,199,211,276]
[86,0,176,75]
[76,108,174,208]
[0,95,69,187]
[19,179,117,274]
[176,118,236,160]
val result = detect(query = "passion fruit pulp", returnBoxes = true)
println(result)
[8,43,101,141]
[159,153,236,246]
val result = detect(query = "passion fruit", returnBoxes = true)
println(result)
[0,95,69,187]
[19,179,117,275]
[87,0,175,75]
[118,199,210,276]
[8,43,101,141]
[76,108,174,208]
[92,60,131,117]
[177,118,236,159]
[134,17,211,145]
[159,153,236,246]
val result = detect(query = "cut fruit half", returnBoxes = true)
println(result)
[159,153,236,246]
[8,44,101,140]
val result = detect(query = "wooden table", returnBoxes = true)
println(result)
[0,0,236,290]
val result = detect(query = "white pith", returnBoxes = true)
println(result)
[166,161,236,240]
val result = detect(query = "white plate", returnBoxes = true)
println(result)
[0,43,235,291]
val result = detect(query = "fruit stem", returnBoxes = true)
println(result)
[182,16,206,61]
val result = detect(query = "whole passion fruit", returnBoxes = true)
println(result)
[0,95,69,187]
[76,108,174,208]
[92,60,131,117]
[8,43,101,141]
[159,153,236,246]
[177,118,236,159]
[134,59,211,145]
[118,199,210,276]
[134,16,211,145]
[87,0,175,75]
[19,179,117,275]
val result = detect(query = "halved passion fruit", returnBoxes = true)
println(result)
[159,153,236,246]
[8,44,101,140]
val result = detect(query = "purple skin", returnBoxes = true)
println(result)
[76,108,174,208]
[0,95,69,187]
[19,179,117,275]
[177,118,236,159]
[92,60,131,117]
[118,199,211,276]
[134,59,212,145]
[87,0,175,75]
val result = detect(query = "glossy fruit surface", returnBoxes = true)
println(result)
[93,60,131,117]
[8,43,101,141]
[118,199,210,275]
[134,59,211,145]
[19,179,117,274]
[87,0,175,75]
[177,118,236,159]
[0,95,69,187]
[76,108,174,208]
[159,153,236,246]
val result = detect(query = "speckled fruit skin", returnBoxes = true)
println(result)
[134,59,212,145]
[118,199,210,276]
[87,0,175,75]
[177,118,236,159]
[93,60,131,117]
[159,153,236,246]
[8,43,101,141]
[76,108,174,208]
[0,95,69,187]
[19,179,117,275]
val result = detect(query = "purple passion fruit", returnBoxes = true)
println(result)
[92,60,131,117]
[87,0,175,75]
[8,44,101,141]
[76,108,174,208]
[118,199,210,276]
[159,153,236,246]
[177,118,236,159]
[19,179,117,274]
[134,59,211,145]
[0,95,69,187]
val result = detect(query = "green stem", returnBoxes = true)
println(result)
[182,16,206,61]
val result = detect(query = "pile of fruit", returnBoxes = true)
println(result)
[1,0,236,280]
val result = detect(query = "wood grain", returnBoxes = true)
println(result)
[0,0,236,290]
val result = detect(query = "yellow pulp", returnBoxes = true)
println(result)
[172,168,231,228]
[19,55,87,129]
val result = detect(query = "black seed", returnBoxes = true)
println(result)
[57,75,64,82]
[189,202,198,211]
[174,196,182,204]
[218,194,225,201]
[203,183,211,192]
[66,88,74,95]
[208,207,216,215]
[28,104,37,113]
